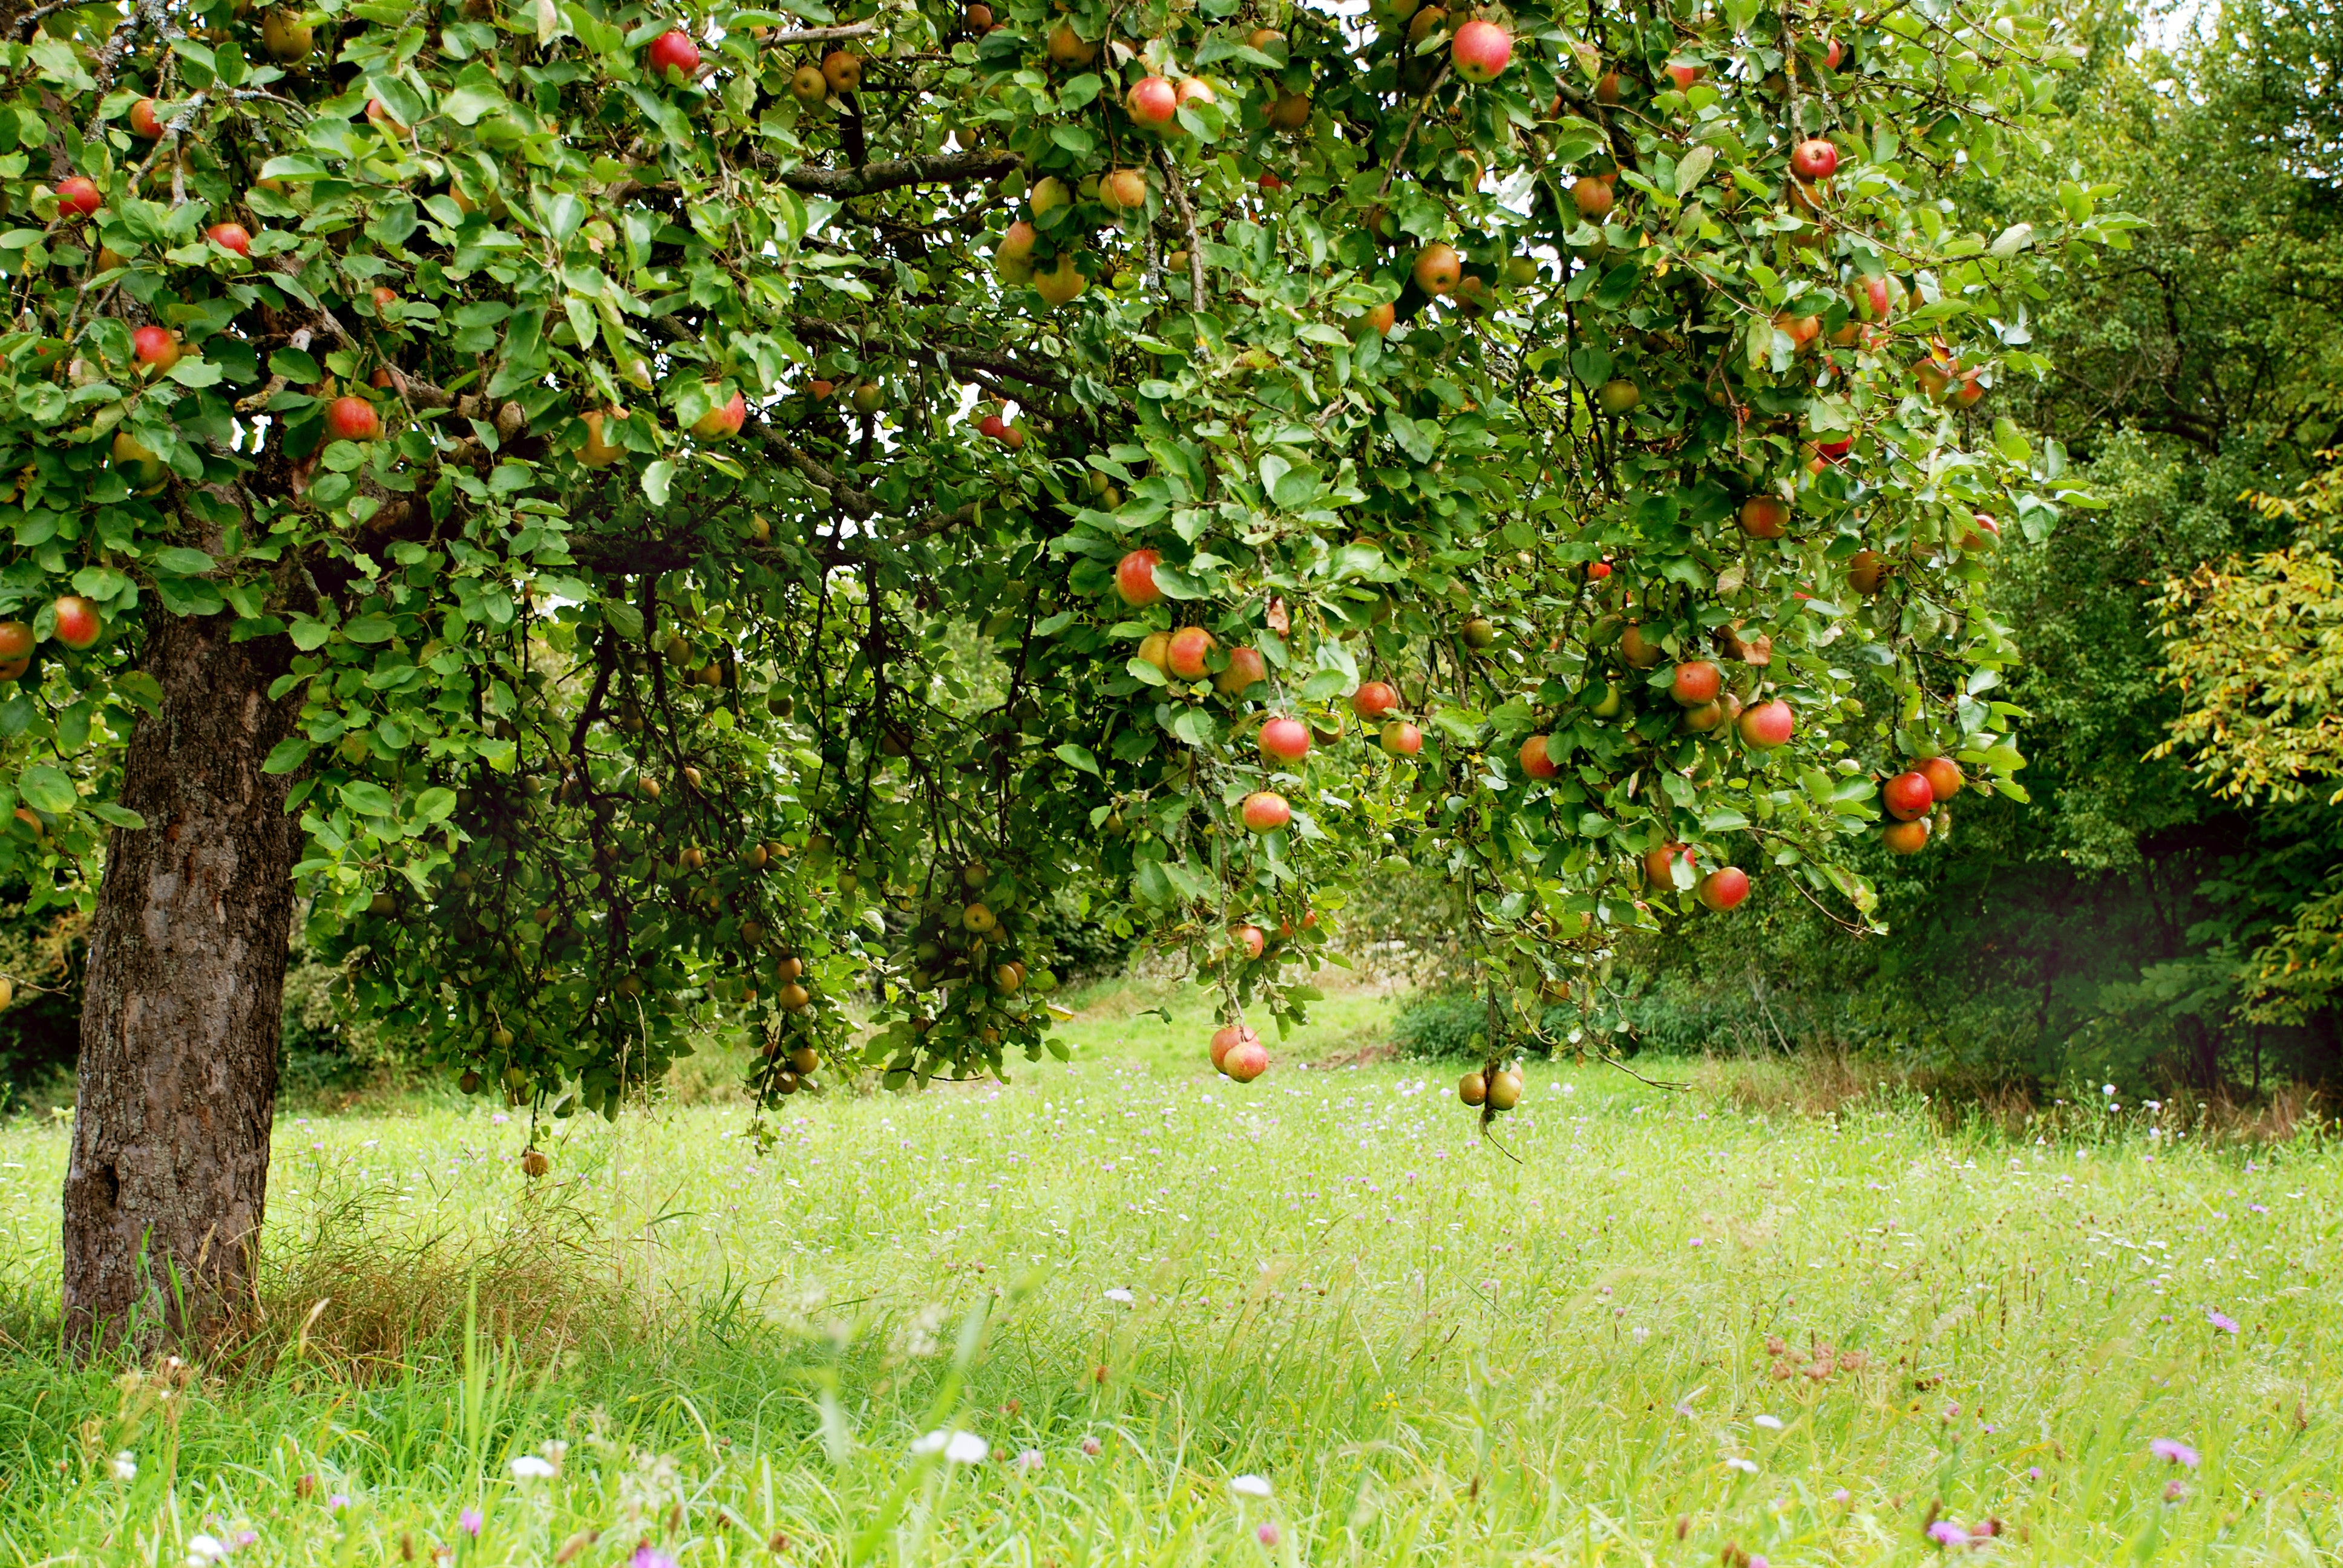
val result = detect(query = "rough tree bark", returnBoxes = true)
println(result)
[62,609,298,1350]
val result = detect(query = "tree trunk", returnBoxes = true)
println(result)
[62,610,298,1350]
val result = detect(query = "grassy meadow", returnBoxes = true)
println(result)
[0,977,2338,1565]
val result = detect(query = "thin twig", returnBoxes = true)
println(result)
[1599,1053,1689,1092]
[1155,145,1205,306]
[1375,62,1450,200]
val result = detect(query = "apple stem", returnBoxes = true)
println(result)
[1374,62,1452,201]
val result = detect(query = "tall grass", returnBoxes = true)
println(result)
[0,982,2336,1564]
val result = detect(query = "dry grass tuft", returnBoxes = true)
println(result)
[205,1177,654,1380]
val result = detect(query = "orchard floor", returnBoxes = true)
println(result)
[1,982,2339,1565]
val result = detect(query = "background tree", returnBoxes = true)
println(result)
[0,0,2106,1345]
[1605,0,2343,1094]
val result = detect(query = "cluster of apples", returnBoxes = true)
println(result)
[1208,1021,1270,1082]
[1879,757,1964,854]
[1457,1063,1524,1111]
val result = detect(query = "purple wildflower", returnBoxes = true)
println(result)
[2206,1308,2240,1334]
[2149,1438,2200,1468]
[1927,1520,1970,1547]
[2165,1479,2187,1501]
[458,1509,482,1539]
[631,1550,678,1568]
[1256,1523,1280,1546]
[1831,1488,1852,1505]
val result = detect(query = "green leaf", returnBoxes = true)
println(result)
[1054,742,1101,776]
[18,765,76,814]
[272,347,321,383]
[413,786,458,823]
[343,613,398,643]
[641,459,675,506]
[1991,417,2031,465]
[339,780,399,817]
[263,737,312,774]
[154,546,217,576]
[88,801,147,829]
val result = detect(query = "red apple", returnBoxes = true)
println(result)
[1739,495,1789,538]
[57,177,101,218]
[1257,170,1285,191]
[1856,275,1895,321]
[1127,76,1178,128]
[1791,138,1839,180]
[128,98,166,139]
[1241,791,1291,832]
[1822,38,1846,68]
[1587,560,1612,580]
[821,50,863,92]
[1260,716,1311,763]
[1380,720,1423,757]
[1115,549,1162,607]
[1919,756,1965,801]
[1959,513,2001,550]
[51,595,102,650]
[1697,866,1750,911]
[1210,1022,1259,1068]
[1519,734,1559,778]
[1222,1036,1269,1082]
[1570,176,1615,221]
[325,395,383,441]
[1363,302,1396,335]
[1813,435,1853,460]
[693,388,747,440]
[0,621,31,661]
[1775,310,1822,350]
[1882,817,1932,855]
[1642,841,1694,887]
[206,222,252,256]
[977,413,1007,440]
[1100,167,1149,210]
[1351,681,1399,720]
[1620,623,1664,668]
[1166,626,1217,680]
[1737,699,1794,749]
[132,325,180,373]
[1413,243,1462,296]
[1665,61,1700,89]
[365,97,408,135]
[1450,19,1513,83]
[1670,660,1722,707]
[647,28,701,79]
[1215,646,1268,695]
[1231,924,1267,961]
[1883,770,1935,822]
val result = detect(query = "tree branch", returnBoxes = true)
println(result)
[780,148,1022,198]
[791,315,1066,392]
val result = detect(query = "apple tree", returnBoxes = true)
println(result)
[0,0,2123,1342]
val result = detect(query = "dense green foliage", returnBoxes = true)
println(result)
[1627,0,2343,1094]
[0,0,2113,1132]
